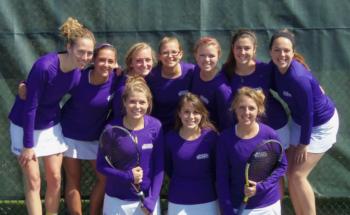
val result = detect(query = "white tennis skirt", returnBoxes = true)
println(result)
[103,194,160,215]
[275,121,290,150]
[233,200,281,215]
[10,122,67,157]
[168,200,219,215]
[63,137,99,160]
[289,109,339,153]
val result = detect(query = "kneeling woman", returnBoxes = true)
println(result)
[216,87,287,215]
[97,76,164,215]
[165,92,219,215]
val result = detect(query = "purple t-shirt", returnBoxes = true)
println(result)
[8,52,81,148]
[224,61,288,130]
[146,62,195,132]
[96,115,164,212]
[272,60,335,145]
[60,68,115,141]
[216,123,287,215]
[190,66,233,131]
[165,128,218,204]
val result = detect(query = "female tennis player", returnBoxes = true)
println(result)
[61,43,117,215]
[216,87,287,215]
[190,36,232,131]
[8,17,95,215]
[97,76,164,215]
[165,92,219,215]
[269,30,339,215]
[146,36,195,132]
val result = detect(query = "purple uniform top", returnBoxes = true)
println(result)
[8,52,81,148]
[271,60,335,145]
[111,75,126,120]
[96,115,164,212]
[60,68,115,141]
[216,123,287,215]
[190,66,233,131]
[225,61,288,130]
[111,73,133,120]
[146,62,195,132]
[165,128,218,204]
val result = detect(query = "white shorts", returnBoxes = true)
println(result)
[275,122,290,150]
[168,200,219,215]
[103,194,160,215]
[289,109,339,153]
[234,200,281,215]
[63,137,99,160]
[10,122,67,157]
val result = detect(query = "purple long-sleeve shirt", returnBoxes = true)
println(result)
[111,74,126,120]
[190,66,233,131]
[224,61,288,130]
[146,62,195,132]
[216,123,287,215]
[165,128,218,204]
[8,52,81,148]
[271,60,335,145]
[96,115,164,212]
[60,68,115,141]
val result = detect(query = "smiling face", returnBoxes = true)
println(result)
[195,44,219,74]
[130,47,153,77]
[232,37,256,66]
[123,91,149,120]
[93,48,116,78]
[67,37,94,69]
[178,101,202,130]
[234,95,259,126]
[158,40,183,69]
[270,37,294,74]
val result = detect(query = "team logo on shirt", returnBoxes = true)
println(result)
[199,95,209,104]
[282,91,292,97]
[196,153,209,160]
[178,90,189,96]
[142,143,153,150]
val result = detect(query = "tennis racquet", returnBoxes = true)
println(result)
[237,139,283,215]
[99,125,145,203]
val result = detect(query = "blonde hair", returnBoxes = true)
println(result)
[193,36,221,57]
[158,36,183,53]
[122,76,153,114]
[174,92,217,132]
[59,17,96,46]
[124,42,156,75]
[231,87,266,118]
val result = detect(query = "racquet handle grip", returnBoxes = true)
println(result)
[137,190,145,202]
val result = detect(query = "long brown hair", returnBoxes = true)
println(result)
[222,29,257,81]
[269,29,310,70]
[174,92,217,132]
